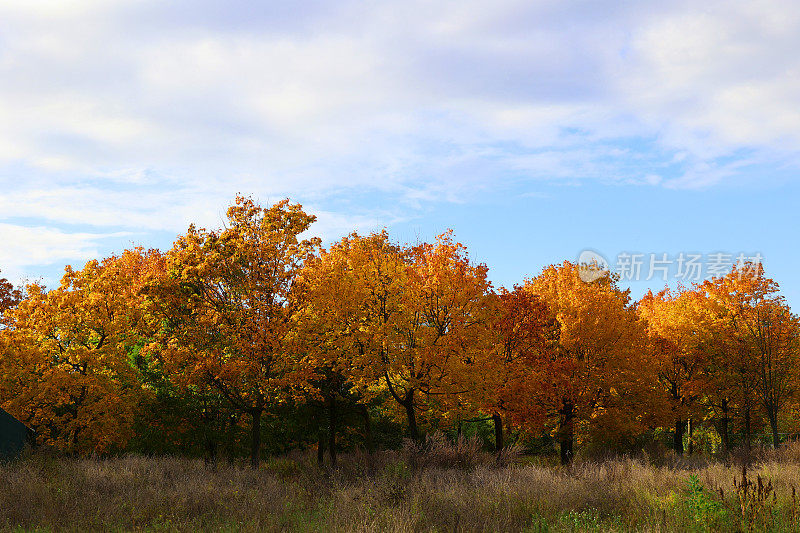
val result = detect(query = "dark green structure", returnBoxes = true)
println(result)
[0,407,33,460]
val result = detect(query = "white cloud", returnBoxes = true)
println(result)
[0,223,130,284]
[0,0,799,277]
[621,0,800,154]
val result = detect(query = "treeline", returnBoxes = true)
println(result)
[0,196,798,466]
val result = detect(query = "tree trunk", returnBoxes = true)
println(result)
[328,394,337,466]
[688,418,694,455]
[317,426,325,465]
[250,408,262,469]
[359,405,374,453]
[559,399,575,465]
[719,399,730,457]
[674,418,686,455]
[768,409,780,449]
[492,413,504,452]
[201,398,217,468]
[744,406,752,452]
[204,438,218,468]
[404,390,419,441]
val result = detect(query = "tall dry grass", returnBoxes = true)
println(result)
[2,440,800,531]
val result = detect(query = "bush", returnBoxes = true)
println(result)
[401,432,491,470]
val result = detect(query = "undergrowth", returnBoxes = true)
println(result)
[2,439,800,532]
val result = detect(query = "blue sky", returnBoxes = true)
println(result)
[1,0,799,306]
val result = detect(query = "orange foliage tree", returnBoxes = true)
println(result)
[0,270,21,320]
[148,196,319,467]
[477,285,558,452]
[525,261,652,464]
[294,231,408,461]
[638,287,711,454]
[0,250,156,453]
[297,230,494,441]
[399,232,496,436]
[697,263,800,448]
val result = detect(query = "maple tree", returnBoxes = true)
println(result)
[478,285,558,452]
[399,231,496,436]
[0,250,156,453]
[638,287,710,454]
[0,270,22,364]
[146,195,319,467]
[686,288,760,452]
[524,261,651,464]
[0,270,21,321]
[293,231,404,462]
[697,263,800,448]
[297,230,494,442]
[296,230,423,440]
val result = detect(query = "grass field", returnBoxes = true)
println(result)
[2,440,800,532]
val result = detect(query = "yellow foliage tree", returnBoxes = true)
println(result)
[297,230,494,441]
[697,262,800,448]
[525,261,651,463]
[638,287,711,454]
[294,231,408,459]
[150,195,319,467]
[0,250,155,453]
[0,270,21,321]
[477,285,558,451]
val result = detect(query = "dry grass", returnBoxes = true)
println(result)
[2,441,800,532]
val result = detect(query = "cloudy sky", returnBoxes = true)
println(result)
[1,0,799,304]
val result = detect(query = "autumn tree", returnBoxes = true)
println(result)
[0,250,156,453]
[698,263,800,448]
[0,269,21,373]
[477,285,558,452]
[294,232,405,462]
[148,196,319,467]
[297,231,494,442]
[0,269,23,431]
[687,290,759,451]
[638,288,710,454]
[399,232,496,436]
[0,270,21,322]
[297,231,421,441]
[525,261,651,464]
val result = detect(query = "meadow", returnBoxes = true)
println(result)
[2,439,800,532]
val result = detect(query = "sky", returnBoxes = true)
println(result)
[0,0,799,306]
